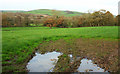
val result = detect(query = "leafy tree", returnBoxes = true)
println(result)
[104,11,115,26]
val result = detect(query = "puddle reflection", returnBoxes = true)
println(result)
[77,58,105,72]
[27,51,62,72]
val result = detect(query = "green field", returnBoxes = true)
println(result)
[2,9,84,17]
[26,9,84,16]
[2,26,118,72]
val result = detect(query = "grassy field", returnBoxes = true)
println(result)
[2,26,118,72]
[2,9,84,17]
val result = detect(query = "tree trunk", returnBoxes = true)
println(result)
[50,24,52,29]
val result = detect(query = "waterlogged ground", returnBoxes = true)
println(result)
[26,38,118,72]
[27,51,62,72]
[27,51,106,72]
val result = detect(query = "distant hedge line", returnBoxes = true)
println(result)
[2,12,45,27]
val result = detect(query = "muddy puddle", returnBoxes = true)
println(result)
[77,58,106,72]
[27,51,62,72]
[27,51,107,72]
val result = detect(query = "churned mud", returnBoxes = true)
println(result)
[27,38,118,72]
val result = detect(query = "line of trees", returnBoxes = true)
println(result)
[43,9,119,28]
[1,9,119,28]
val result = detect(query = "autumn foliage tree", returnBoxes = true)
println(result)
[43,16,64,29]
[82,9,116,27]
[43,17,55,29]
[104,11,115,26]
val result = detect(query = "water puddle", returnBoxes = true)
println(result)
[27,51,62,72]
[27,51,106,72]
[69,55,106,72]
[77,58,105,72]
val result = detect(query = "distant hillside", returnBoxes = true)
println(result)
[1,9,85,17]
[26,9,85,17]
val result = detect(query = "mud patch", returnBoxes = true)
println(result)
[35,38,118,72]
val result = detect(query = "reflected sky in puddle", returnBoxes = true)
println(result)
[27,51,106,72]
[27,51,62,72]
[77,58,105,72]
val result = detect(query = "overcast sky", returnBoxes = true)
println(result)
[0,0,119,15]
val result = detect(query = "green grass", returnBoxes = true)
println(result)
[2,26,118,72]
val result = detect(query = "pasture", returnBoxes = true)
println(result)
[2,26,119,72]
